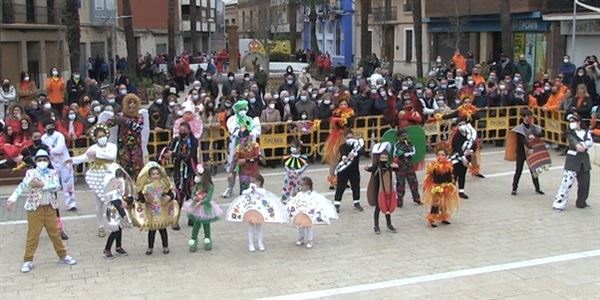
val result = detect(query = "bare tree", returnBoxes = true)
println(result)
[190,0,198,55]
[122,0,137,73]
[288,1,298,55]
[168,0,176,64]
[359,0,370,64]
[308,1,320,56]
[412,0,423,78]
[439,0,466,53]
[64,0,81,72]
[499,0,513,58]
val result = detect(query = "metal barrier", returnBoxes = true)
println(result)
[258,120,319,161]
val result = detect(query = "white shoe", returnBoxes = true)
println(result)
[58,255,77,265]
[295,238,304,246]
[21,261,33,273]
[221,187,233,198]
[258,244,266,252]
[248,243,256,252]
[305,242,313,249]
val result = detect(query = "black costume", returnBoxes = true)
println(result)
[333,138,364,213]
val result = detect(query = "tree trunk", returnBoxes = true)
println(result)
[309,2,320,56]
[360,0,370,63]
[499,0,513,59]
[412,0,423,78]
[122,0,137,73]
[288,1,298,56]
[189,0,198,55]
[64,0,81,73]
[168,0,177,64]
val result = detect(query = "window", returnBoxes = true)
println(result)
[106,0,114,10]
[250,11,253,31]
[403,0,413,12]
[47,0,56,24]
[242,12,246,30]
[2,0,14,23]
[232,18,235,25]
[156,44,167,55]
[95,0,104,10]
[404,29,413,62]
[335,21,341,56]
[26,0,36,23]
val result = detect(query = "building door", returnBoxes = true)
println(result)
[492,32,502,61]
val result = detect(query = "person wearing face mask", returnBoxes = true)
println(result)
[366,142,398,234]
[41,121,76,211]
[17,72,38,109]
[323,97,356,190]
[78,96,93,117]
[67,72,86,105]
[86,79,101,102]
[553,113,593,210]
[349,68,364,92]
[397,98,423,129]
[298,67,311,87]
[221,72,240,98]
[491,80,514,107]
[252,64,268,97]
[514,55,532,84]
[431,56,448,80]
[240,73,252,91]
[201,72,220,99]
[63,109,85,143]
[173,103,203,140]
[512,84,528,106]
[495,52,516,80]
[472,84,489,108]
[148,95,170,130]
[109,94,147,179]
[260,97,282,134]
[505,109,546,196]
[542,82,566,112]
[246,91,263,118]
[1,78,17,120]
[280,139,308,203]
[353,86,372,117]
[278,75,299,100]
[0,124,24,168]
[5,149,78,273]
[558,55,576,86]
[115,84,129,106]
[571,67,598,102]
[294,90,317,120]
[4,104,27,136]
[332,130,365,213]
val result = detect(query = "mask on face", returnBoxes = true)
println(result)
[380,92,387,97]
[352,90,358,95]
[478,87,485,92]
[578,72,584,76]
[249,98,256,103]
[192,95,199,100]
[284,97,290,104]
[43,103,52,110]
[268,103,275,110]
[194,176,202,183]
[206,76,212,80]
[244,77,250,82]
[402,86,409,91]
[287,80,294,85]
[68,113,76,120]
[441,85,448,89]
[87,117,96,123]
[228,76,234,81]
[36,161,49,170]
[300,96,308,101]
[499,85,506,90]
[177,110,184,116]
[563,59,569,64]
[97,136,108,146]
[93,106,102,113]
[33,139,42,147]
[74,75,80,81]
[468,80,474,85]
[428,83,435,88]
[52,70,59,77]
[569,122,578,130]
[324,100,331,105]
[156,98,163,105]
[24,76,30,82]
[120,89,127,96]
[239,110,247,117]
[436,59,442,64]
[544,86,551,91]
[107,98,115,104]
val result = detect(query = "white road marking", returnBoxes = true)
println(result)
[257,249,600,300]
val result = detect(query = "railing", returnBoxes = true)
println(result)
[370,6,397,22]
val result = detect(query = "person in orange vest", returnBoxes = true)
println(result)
[471,65,486,86]
[45,67,66,115]
[542,82,567,112]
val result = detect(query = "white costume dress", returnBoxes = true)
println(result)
[41,131,76,209]
[226,185,287,223]
[286,191,338,225]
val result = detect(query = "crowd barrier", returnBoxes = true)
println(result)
[64,105,568,175]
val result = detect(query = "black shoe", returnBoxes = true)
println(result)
[329,186,335,190]
[60,231,69,240]
[459,192,469,199]
[172,223,181,231]
[535,190,545,195]
[145,248,153,255]
[115,247,128,256]
[374,226,381,234]
[441,220,451,225]
[353,203,364,212]
[163,248,170,254]
[387,224,397,233]
[475,173,486,178]
[511,190,517,196]
[576,204,590,209]
[67,207,77,212]
[413,199,422,205]
[335,205,340,214]
[103,250,114,259]
[429,223,438,228]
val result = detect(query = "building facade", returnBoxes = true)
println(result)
[181,0,226,54]
[355,0,430,76]
[79,0,115,74]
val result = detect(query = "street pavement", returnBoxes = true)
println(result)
[0,148,599,299]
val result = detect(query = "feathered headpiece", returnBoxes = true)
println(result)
[434,141,452,155]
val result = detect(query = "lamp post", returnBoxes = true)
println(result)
[208,18,215,55]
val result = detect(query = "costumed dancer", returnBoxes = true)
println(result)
[281,139,308,204]
[133,162,179,255]
[68,124,122,238]
[392,129,422,207]
[41,121,76,211]
[448,116,476,199]
[234,129,261,193]
[333,130,365,213]
[182,163,222,252]
[286,177,338,248]
[103,93,148,179]
[222,100,261,198]
[422,142,461,228]
[504,109,547,196]
[226,174,287,252]
[553,113,593,211]
[4,149,77,273]
[102,165,135,259]
[162,121,198,230]
[366,142,397,234]
[323,96,355,190]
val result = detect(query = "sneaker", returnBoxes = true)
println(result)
[115,248,128,256]
[162,248,170,254]
[67,207,77,212]
[374,226,381,234]
[98,228,106,238]
[535,190,545,195]
[60,231,69,240]
[441,220,451,225]
[145,248,153,255]
[203,238,212,251]
[387,224,397,233]
[305,242,313,249]
[353,203,364,212]
[295,238,304,246]
[103,250,115,259]
[335,205,340,214]
[189,239,198,252]
[221,187,233,198]
[248,243,256,252]
[21,261,33,273]
[329,186,335,190]
[59,255,77,265]
[258,244,266,252]
[511,190,517,196]
[429,223,438,228]
[172,223,181,231]
[459,192,469,199]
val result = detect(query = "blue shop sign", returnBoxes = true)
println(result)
[512,19,547,32]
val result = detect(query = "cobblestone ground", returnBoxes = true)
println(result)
[0,149,599,300]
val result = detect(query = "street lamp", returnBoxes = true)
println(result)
[207,18,215,54]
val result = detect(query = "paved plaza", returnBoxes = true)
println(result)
[0,149,599,299]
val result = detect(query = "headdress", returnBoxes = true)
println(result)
[122,93,142,118]
[434,141,451,154]
[87,123,111,141]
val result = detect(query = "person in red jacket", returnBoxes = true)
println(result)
[61,108,86,145]
[4,104,27,136]
[397,96,423,128]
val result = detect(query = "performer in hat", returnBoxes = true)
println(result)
[5,149,77,273]
[422,142,460,228]
[505,109,547,196]
[553,113,593,210]
[366,142,397,234]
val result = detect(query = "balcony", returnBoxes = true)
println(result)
[370,6,397,22]
[544,0,600,13]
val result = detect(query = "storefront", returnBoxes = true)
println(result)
[561,19,600,64]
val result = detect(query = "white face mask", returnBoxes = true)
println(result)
[194,176,202,183]
[499,85,506,90]
[68,113,76,120]
[120,89,127,96]
[402,86,409,91]
[284,97,290,104]
[97,136,108,146]
[192,95,199,100]
[74,75,80,81]
[287,80,294,85]
[239,110,247,117]
[177,110,183,116]
[156,98,163,105]
[52,70,59,77]
[36,161,49,170]
[352,90,358,95]
[301,114,307,119]
[228,76,234,81]
[244,77,250,82]
[24,76,30,82]
[324,100,331,105]
[569,122,578,130]
[563,59,569,64]
[468,80,474,85]
[206,76,212,80]
[380,92,387,97]
[268,104,275,110]
[93,106,102,113]
[43,103,52,110]
[87,117,95,123]
[300,96,307,101]
[107,98,115,104]
[249,98,256,103]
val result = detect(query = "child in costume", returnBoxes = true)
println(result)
[182,164,222,252]
[422,142,461,228]
[234,129,261,194]
[281,139,308,204]
[366,142,397,234]
[333,130,365,213]
[323,96,355,190]
[286,177,338,248]
[393,129,421,207]
[102,166,135,259]
[226,174,287,252]
[133,162,179,255]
